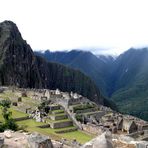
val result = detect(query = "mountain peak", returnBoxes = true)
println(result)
[0,20,22,41]
[0,20,19,32]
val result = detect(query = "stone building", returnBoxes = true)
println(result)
[122,119,137,134]
[117,118,123,130]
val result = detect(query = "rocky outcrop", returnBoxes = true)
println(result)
[0,21,41,88]
[0,137,4,148]
[81,132,113,148]
[27,133,53,148]
[0,20,103,104]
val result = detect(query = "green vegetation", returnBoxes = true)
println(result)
[110,49,148,121]
[75,114,83,122]
[0,100,18,132]
[54,113,66,117]
[52,109,64,114]
[46,118,71,123]
[17,119,93,144]
[60,131,93,144]
[72,103,94,113]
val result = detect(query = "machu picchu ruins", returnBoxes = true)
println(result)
[0,86,148,148]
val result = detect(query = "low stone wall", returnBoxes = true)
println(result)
[50,114,67,120]
[14,116,30,121]
[75,108,96,114]
[92,111,106,119]
[142,124,148,131]
[55,127,77,134]
[48,105,60,111]
[50,121,73,129]
[136,141,148,148]
[37,124,50,128]
[128,130,148,139]
[82,123,103,135]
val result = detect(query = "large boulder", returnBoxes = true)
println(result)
[27,133,53,148]
[4,130,12,139]
[82,132,113,148]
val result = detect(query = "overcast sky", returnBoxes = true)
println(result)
[1,0,148,55]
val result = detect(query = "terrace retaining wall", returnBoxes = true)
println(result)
[50,121,73,129]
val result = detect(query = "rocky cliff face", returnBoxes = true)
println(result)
[0,21,103,104]
[0,21,41,88]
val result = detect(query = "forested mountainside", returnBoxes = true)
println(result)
[110,48,148,120]
[35,50,114,96]
[0,20,104,104]
[36,48,148,121]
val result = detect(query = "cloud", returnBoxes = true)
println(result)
[1,0,148,55]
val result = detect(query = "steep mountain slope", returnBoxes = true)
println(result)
[0,21,103,104]
[0,21,41,88]
[35,50,114,96]
[110,48,148,120]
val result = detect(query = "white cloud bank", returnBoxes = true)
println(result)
[1,0,148,55]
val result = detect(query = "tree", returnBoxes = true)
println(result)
[0,100,18,131]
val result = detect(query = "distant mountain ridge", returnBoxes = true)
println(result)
[36,48,148,121]
[35,50,114,96]
[110,48,148,120]
[0,20,104,105]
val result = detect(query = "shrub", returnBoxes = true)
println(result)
[75,114,83,122]
[17,97,22,102]
[0,100,18,131]
[21,92,27,97]
[12,102,18,106]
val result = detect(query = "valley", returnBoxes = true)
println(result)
[36,48,148,121]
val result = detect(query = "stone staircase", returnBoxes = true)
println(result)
[46,105,77,133]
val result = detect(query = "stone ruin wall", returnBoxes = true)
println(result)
[82,123,103,135]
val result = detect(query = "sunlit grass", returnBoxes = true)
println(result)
[17,119,94,144]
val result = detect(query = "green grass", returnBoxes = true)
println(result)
[52,109,64,114]
[55,126,76,131]
[0,91,40,111]
[60,130,93,143]
[46,118,71,123]
[0,91,94,143]
[72,104,94,113]
[10,108,28,118]
[17,119,93,144]
[0,108,28,121]
[17,119,47,127]
[54,113,66,116]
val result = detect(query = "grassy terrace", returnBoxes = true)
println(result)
[52,109,65,114]
[0,108,93,144]
[0,107,93,144]
[0,108,28,121]
[0,91,94,144]
[51,113,66,116]
[0,91,40,108]
[71,103,95,113]
[45,118,71,123]
[17,119,94,144]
